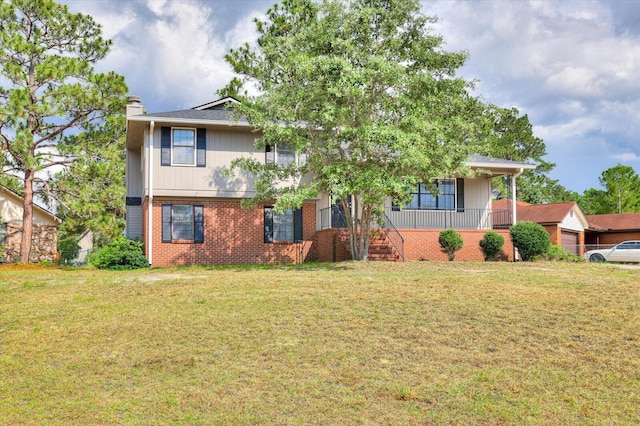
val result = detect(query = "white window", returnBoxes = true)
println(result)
[266,144,304,167]
[172,128,196,165]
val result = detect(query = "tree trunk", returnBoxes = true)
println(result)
[20,170,35,263]
[346,196,370,261]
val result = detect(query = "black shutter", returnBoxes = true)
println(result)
[293,208,303,242]
[456,178,465,212]
[265,145,274,164]
[196,128,206,167]
[162,204,172,242]
[264,207,274,243]
[161,127,171,166]
[194,205,204,243]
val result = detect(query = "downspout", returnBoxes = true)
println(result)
[147,121,155,266]
[511,168,524,261]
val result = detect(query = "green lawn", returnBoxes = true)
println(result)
[1,261,639,425]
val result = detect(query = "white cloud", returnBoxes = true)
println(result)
[612,152,640,162]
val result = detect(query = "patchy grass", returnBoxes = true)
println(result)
[0,261,639,425]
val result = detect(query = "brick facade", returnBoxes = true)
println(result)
[317,228,515,262]
[146,200,318,267]
[586,231,640,247]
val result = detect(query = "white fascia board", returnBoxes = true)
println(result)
[465,160,536,171]
[127,116,252,128]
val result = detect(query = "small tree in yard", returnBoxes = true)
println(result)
[223,0,483,260]
[479,231,504,261]
[510,221,550,261]
[439,229,463,261]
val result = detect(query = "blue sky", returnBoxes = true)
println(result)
[61,0,640,194]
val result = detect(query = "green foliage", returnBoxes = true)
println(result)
[53,114,126,242]
[88,237,148,270]
[438,228,463,261]
[479,231,505,261]
[223,0,483,260]
[0,0,128,262]
[478,106,573,204]
[57,236,80,265]
[510,221,551,261]
[578,164,640,214]
[543,245,584,262]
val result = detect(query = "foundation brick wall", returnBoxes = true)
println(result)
[317,228,514,262]
[1,223,58,263]
[401,229,514,261]
[147,200,318,267]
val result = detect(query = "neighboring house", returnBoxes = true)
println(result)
[493,199,589,256]
[73,229,94,265]
[125,96,535,266]
[0,186,61,263]
[585,213,640,249]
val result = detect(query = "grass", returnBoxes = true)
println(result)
[0,261,639,425]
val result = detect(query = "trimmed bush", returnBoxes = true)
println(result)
[509,221,550,261]
[479,231,505,261]
[439,228,463,261]
[88,237,149,270]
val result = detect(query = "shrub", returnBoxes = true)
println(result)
[88,237,148,270]
[509,221,550,261]
[543,245,585,262]
[479,231,505,261]
[58,236,80,265]
[439,228,463,261]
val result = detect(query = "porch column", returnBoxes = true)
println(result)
[512,168,524,261]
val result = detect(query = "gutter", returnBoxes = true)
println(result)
[148,121,155,266]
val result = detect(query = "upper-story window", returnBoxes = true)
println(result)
[266,144,304,167]
[161,127,206,167]
[172,128,196,165]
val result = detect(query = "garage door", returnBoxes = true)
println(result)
[561,230,579,255]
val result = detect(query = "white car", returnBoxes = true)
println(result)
[584,241,640,263]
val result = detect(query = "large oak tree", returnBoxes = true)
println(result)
[0,0,127,262]
[224,0,484,260]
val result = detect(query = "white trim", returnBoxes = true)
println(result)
[127,115,251,128]
[148,121,155,266]
[192,96,240,110]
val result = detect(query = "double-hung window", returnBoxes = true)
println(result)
[172,128,196,165]
[265,144,301,166]
[264,207,303,243]
[162,204,204,243]
[161,127,206,167]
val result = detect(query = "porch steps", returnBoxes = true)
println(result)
[338,229,402,262]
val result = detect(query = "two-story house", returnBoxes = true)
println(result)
[125,96,534,267]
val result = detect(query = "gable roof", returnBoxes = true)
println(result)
[586,213,640,231]
[192,96,241,110]
[0,185,62,224]
[493,199,588,227]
